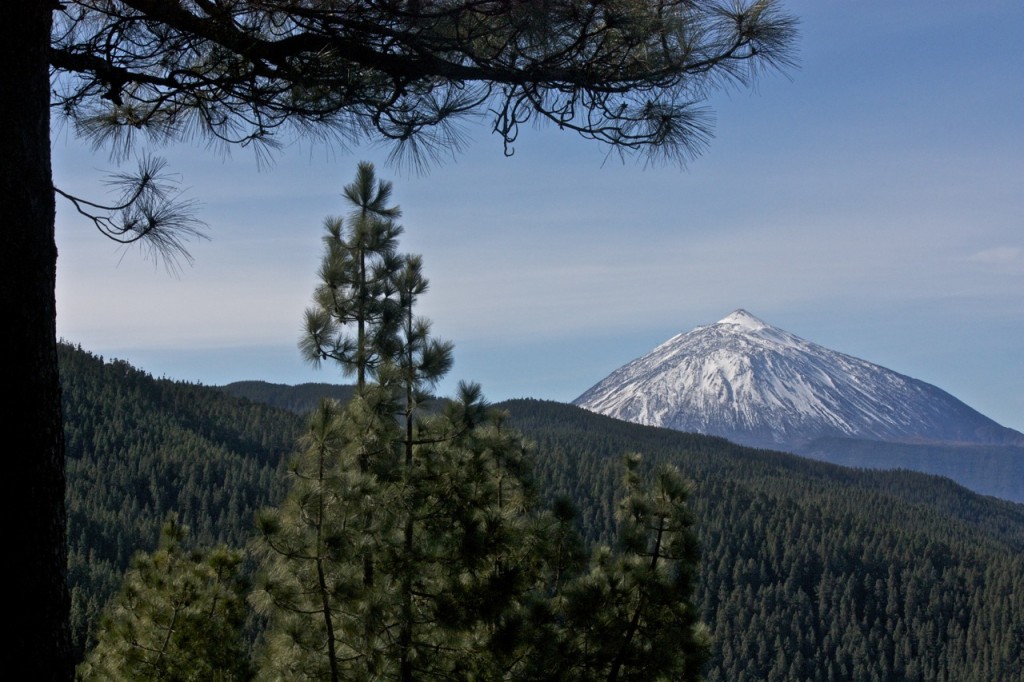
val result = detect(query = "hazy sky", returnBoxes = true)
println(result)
[54,1,1023,433]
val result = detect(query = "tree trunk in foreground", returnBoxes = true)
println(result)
[1,4,72,680]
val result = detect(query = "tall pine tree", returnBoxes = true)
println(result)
[300,162,405,390]
[253,163,708,681]
[254,163,545,680]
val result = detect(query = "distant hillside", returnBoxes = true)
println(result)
[797,437,1024,503]
[501,399,1024,681]
[501,399,1024,549]
[61,346,1024,680]
[218,380,355,415]
[60,344,304,658]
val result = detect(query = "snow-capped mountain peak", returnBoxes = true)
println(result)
[573,310,1023,450]
[717,308,769,330]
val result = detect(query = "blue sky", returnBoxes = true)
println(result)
[54,1,1023,433]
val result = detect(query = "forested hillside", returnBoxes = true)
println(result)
[504,399,1024,681]
[219,380,356,415]
[61,345,1024,679]
[60,344,303,658]
[797,436,1024,503]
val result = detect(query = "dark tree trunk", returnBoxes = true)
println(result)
[1,4,72,680]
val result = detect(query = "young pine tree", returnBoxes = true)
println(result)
[77,519,250,682]
[250,397,389,681]
[558,455,711,682]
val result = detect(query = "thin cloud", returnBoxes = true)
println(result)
[968,246,1021,265]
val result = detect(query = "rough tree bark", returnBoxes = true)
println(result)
[1,4,71,680]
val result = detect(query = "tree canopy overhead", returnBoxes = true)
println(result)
[52,0,797,165]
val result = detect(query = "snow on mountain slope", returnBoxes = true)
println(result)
[574,310,1024,450]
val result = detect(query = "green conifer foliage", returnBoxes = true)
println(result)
[523,455,710,682]
[77,519,250,682]
[253,349,544,680]
[254,163,708,681]
[300,162,405,389]
[256,163,542,680]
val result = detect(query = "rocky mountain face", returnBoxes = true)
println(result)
[573,310,1023,500]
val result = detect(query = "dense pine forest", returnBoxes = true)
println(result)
[505,400,1024,681]
[61,343,1023,680]
[61,344,301,659]
[220,381,356,416]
